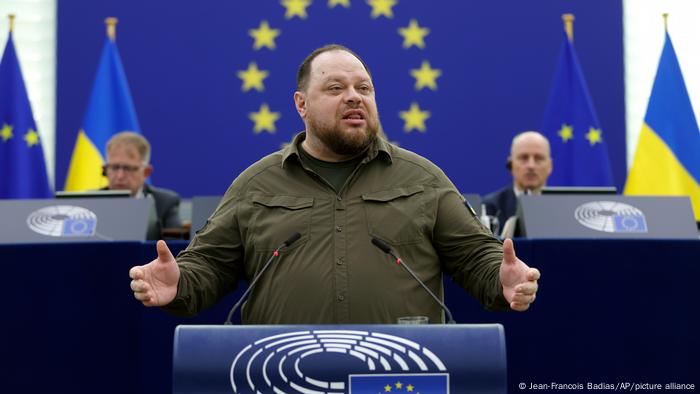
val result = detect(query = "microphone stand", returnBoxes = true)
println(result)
[372,238,456,324]
[224,232,301,325]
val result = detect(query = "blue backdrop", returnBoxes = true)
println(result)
[56,0,625,197]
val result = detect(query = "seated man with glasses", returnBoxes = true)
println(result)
[103,131,182,233]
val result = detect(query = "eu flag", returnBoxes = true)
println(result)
[64,20,141,191]
[541,29,614,186]
[0,30,52,199]
[349,373,448,393]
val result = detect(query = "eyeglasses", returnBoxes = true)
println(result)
[103,163,142,174]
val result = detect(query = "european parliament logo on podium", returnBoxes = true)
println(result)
[573,201,648,233]
[174,325,505,394]
[228,329,450,393]
[26,205,98,237]
[518,195,696,239]
[0,197,153,243]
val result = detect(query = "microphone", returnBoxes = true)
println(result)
[371,237,456,324]
[224,232,301,324]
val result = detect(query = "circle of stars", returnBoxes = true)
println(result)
[238,0,442,135]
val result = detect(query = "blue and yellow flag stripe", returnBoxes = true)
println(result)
[625,124,700,219]
[625,32,700,220]
[64,34,140,191]
[64,129,108,191]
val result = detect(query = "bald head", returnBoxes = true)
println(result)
[509,131,552,192]
[510,131,550,157]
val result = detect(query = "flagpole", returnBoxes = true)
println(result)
[562,13,574,42]
[105,17,118,42]
[662,13,668,32]
[8,13,15,33]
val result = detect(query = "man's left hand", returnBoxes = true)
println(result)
[500,238,540,311]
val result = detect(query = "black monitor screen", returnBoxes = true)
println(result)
[541,186,617,195]
[55,190,131,199]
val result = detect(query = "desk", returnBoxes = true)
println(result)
[2,239,698,393]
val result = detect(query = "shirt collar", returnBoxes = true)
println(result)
[513,184,544,196]
[282,131,393,168]
[134,186,145,199]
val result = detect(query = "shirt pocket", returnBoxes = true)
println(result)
[251,195,313,251]
[362,185,425,245]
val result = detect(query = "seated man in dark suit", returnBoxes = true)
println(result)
[483,131,552,229]
[103,132,182,232]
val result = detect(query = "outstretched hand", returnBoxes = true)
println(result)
[129,240,180,307]
[499,238,540,311]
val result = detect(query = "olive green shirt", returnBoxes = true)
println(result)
[165,132,509,323]
[297,144,363,192]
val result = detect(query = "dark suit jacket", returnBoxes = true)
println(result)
[143,184,182,229]
[482,186,517,229]
[102,184,182,230]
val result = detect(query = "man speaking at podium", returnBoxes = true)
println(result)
[129,45,540,324]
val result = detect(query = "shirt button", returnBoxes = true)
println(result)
[336,257,344,265]
[336,226,342,232]
[336,196,342,201]
[337,294,345,301]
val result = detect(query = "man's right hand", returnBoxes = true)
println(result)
[129,240,180,306]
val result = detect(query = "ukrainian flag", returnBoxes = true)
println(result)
[64,20,140,191]
[624,30,700,221]
[0,25,52,199]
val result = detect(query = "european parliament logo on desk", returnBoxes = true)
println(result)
[574,201,648,233]
[26,205,97,237]
[228,329,449,394]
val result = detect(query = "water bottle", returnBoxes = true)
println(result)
[480,204,500,236]
[480,204,491,229]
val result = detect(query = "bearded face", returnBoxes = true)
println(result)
[295,50,381,159]
[306,97,380,156]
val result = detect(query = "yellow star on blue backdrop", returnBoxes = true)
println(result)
[328,0,351,7]
[249,103,281,134]
[249,20,281,50]
[367,0,397,18]
[586,127,602,145]
[1,123,13,142]
[399,102,430,132]
[24,129,40,147]
[281,0,312,19]
[410,60,441,90]
[237,62,269,92]
[558,123,573,142]
[398,19,429,49]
